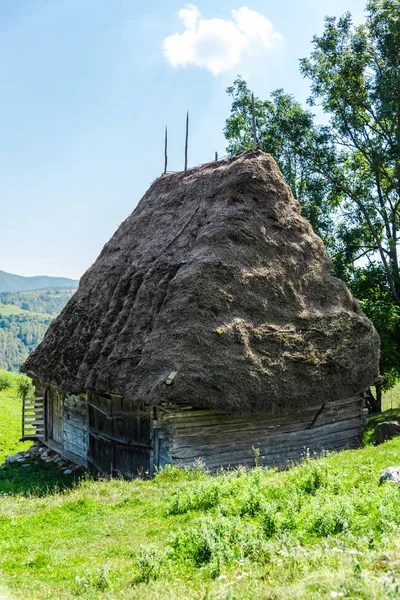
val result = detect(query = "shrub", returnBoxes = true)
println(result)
[167,481,221,515]
[132,546,162,584]
[308,502,354,537]
[0,374,11,392]
[261,504,279,537]
[297,456,329,494]
[16,375,34,399]
[170,515,242,570]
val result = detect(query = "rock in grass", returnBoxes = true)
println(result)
[380,467,400,485]
[63,469,73,475]
[375,421,400,445]
[5,452,25,464]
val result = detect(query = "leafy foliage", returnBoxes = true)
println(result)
[0,287,75,371]
[348,264,400,387]
[16,375,35,400]
[0,313,52,371]
[224,78,339,242]
[299,0,400,307]
[0,372,11,392]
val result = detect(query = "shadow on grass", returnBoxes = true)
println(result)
[363,408,400,446]
[0,460,88,497]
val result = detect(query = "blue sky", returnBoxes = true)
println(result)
[1,0,366,279]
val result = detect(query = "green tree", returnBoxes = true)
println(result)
[300,0,400,306]
[224,78,338,242]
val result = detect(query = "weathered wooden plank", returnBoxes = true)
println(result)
[64,440,87,459]
[63,429,87,445]
[170,406,362,447]
[88,427,151,449]
[169,406,362,443]
[174,432,362,468]
[64,422,87,435]
[158,397,361,424]
[87,400,149,419]
[163,400,361,431]
[23,419,45,426]
[24,427,45,432]
[173,409,361,448]
[64,408,87,421]
[196,441,361,470]
[171,420,362,461]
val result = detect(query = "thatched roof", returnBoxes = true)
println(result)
[22,151,379,414]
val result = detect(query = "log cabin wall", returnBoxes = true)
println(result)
[152,396,364,471]
[38,384,363,476]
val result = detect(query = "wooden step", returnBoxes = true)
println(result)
[21,396,45,441]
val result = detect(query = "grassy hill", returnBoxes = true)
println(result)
[0,303,49,318]
[1,371,400,599]
[0,269,78,293]
[0,288,76,371]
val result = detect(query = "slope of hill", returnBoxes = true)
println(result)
[0,269,78,293]
[0,371,400,599]
[0,288,76,371]
[0,288,77,316]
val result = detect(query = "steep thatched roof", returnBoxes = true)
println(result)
[22,151,379,414]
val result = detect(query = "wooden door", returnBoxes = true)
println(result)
[46,387,63,446]
[87,392,152,477]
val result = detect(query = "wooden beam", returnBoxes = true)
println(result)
[252,92,257,149]
[184,111,189,171]
[164,126,168,174]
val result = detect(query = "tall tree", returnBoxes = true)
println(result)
[300,0,400,306]
[224,78,338,242]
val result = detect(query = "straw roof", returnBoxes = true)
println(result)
[22,151,380,414]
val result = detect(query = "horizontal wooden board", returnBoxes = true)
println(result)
[174,432,362,469]
[171,406,362,447]
[202,439,361,470]
[158,402,362,433]
[171,421,362,462]
[157,396,361,425]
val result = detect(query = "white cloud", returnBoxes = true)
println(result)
[178,4,200,30]
[163,5,283,76]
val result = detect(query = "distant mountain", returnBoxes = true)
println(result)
[0,270,79,293]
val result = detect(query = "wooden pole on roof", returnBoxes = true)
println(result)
[184,111,189,171]
[251,92,257,149]
[164,126,168,174]
[215,151,218,162]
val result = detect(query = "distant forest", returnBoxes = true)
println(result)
[0,288,76,371]
[0,288,75,316]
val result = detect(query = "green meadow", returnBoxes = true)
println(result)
[1,371,400,599]
[0,303,49,318]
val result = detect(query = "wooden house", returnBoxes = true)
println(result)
[21,151,380,476]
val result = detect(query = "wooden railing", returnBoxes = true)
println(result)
[21,397,45,441]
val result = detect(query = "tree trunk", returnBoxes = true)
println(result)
[375,382,382,413]
[364,387,381,414]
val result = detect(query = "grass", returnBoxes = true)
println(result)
[382,382,400,411]
[0,371,30,463]
[0,303,49,318]
[1,372,400,599]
